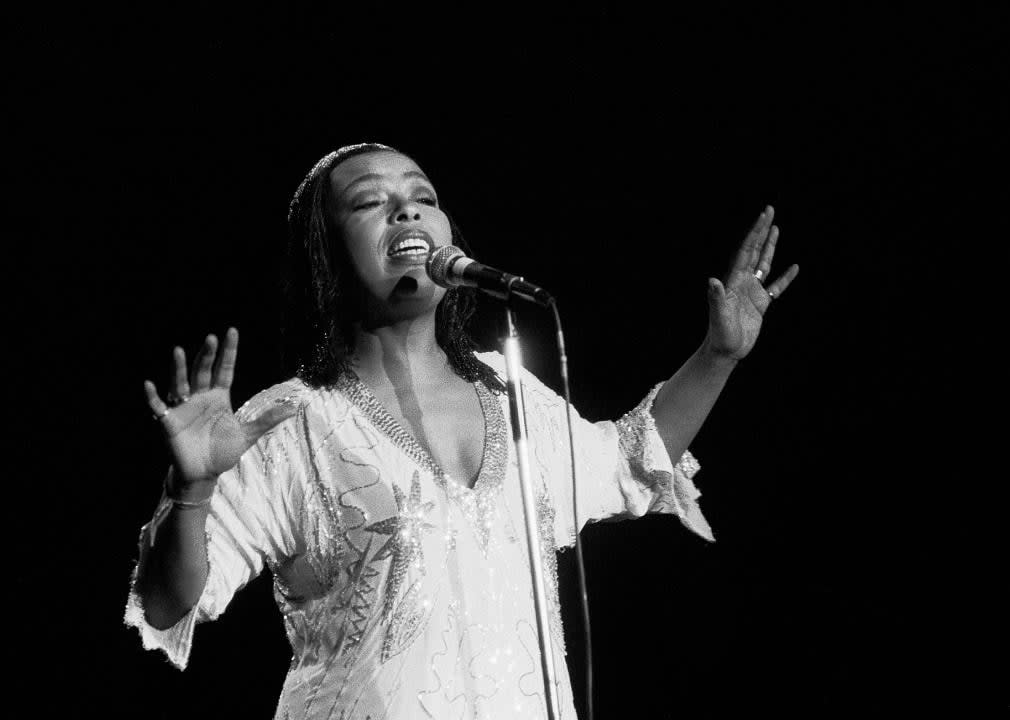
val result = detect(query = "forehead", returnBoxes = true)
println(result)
[328,151,426,196]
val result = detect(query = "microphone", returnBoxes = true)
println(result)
[426,245,553,307]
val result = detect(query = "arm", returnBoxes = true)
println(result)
[651,342,737,469]
[134,480,215,630]
[651,206,799,464]
[135,329,298,631]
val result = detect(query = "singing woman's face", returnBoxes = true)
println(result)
[329,151,452,323]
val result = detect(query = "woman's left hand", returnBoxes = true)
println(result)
[705,206,799,362]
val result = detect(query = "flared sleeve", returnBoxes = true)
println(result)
[510,361,714,549]
[612,382,712,540]
[124,381,306,670]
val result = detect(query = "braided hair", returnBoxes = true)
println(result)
[283,143,505,393]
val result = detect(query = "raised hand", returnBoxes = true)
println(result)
[144,328,299,497]
[705,206,800,361]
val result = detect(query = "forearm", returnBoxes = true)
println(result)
[135,481,215,630]
[650,340,737,466]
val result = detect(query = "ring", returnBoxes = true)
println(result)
[166,392,190,407]
[153,408,170,421]
[767,289,776,299]
[754,269,765,282]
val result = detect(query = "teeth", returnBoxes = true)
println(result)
[388,238,429,255]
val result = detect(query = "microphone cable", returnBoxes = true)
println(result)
[548,298,594,720]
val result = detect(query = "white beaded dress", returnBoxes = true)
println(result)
[125,351,714,720]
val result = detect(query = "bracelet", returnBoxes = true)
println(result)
[165,492,213,509]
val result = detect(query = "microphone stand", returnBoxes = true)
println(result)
[501,287,562,720]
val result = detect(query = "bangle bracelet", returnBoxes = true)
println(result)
[167,494,213,509]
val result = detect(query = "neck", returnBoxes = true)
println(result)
[350,313,453,389]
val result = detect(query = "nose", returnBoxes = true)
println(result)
[391,197,422,223]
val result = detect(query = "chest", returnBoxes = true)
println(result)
[369,381,488,489]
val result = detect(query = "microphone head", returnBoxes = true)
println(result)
[426,245,466,287]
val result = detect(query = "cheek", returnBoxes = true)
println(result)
[344,234,370,263]
[433,212,454,247]
[340,222,379,274]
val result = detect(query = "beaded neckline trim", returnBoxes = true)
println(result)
[333,372,508,497]
[334,373,509,552]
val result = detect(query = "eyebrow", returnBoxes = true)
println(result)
[341,170,433,197]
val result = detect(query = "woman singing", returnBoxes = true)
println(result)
[127,142,798,719]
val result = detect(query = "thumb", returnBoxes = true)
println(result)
[242,399,301,446]
[707,278,725,306]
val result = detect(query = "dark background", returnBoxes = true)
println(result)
[11,4,1003,717]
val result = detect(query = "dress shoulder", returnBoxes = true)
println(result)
[234,377,310,423]
[476,350,553,395]
[475,349,506,376]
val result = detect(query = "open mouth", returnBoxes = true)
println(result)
[386,230,433,258]
[387,242,429,258]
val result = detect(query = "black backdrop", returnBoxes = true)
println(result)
[11,5,1002,717]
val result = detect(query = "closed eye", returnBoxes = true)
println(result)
[351,194,437,211]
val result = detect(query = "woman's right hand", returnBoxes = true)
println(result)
[144,327,299,498]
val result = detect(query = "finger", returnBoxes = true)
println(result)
[730,205,774,274]
[192,334,218,392]
[173,346,190,399]
[707,277,728,316]
[242,399,300,447]
[708,277,726,304]
[754,225,779,281]
[145,380,170,420]
[213,327,239,389]
[766,263,799,299]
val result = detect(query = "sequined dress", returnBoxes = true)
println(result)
[125,351,714,720]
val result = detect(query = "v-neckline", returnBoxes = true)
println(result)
[335,371,507,496]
